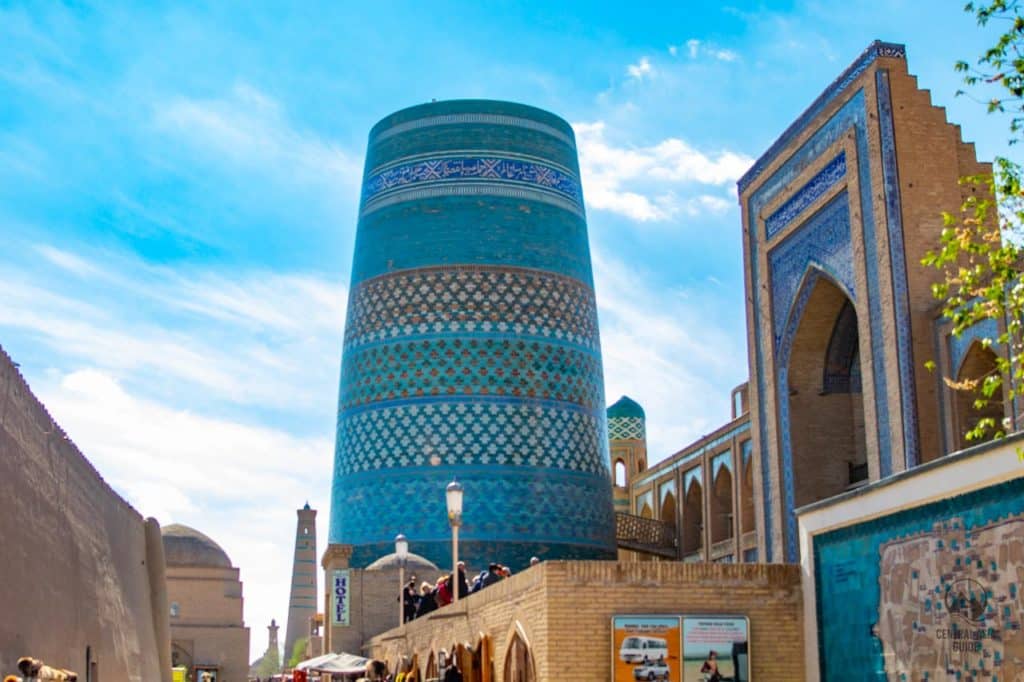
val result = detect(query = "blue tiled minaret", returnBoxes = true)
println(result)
[329,100,616,569]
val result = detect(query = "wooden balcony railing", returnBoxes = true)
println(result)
[615,512,677,559]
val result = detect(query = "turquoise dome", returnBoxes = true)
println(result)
[607,396,645,420]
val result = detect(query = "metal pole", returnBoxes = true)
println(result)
[399,562,405,626]
[452,525,459,604]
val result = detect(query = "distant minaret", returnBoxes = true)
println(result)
[250,618,281,677]
[268,618,279,655]
[284,502,318,660]
[608,396,648,561]
[607,396,647,513]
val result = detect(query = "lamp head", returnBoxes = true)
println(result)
[394,533,409,561]
[446,479,464,525]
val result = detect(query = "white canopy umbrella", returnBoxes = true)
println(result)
[294,652,370,675]
[294,653,340,671]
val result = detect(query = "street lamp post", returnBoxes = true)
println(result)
[446,479,464,604]
[395,533,408,626]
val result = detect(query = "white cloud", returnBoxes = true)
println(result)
[573,121,751,222]
[711,48,739,62]
[36,244,106,278]
[1,243,348,660]
[154,83,361,192]
[672,39,739,63]
[0,250,347,412]
[36,367,332,662]
[592,250,745,461]
[626,56,654,81]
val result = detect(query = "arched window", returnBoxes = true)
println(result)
[614,459,627,487]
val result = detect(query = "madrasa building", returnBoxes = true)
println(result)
[319,41,1024,682]
[612,39,1004,568]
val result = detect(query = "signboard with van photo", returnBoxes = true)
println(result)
[612,614,750,682]
[612,615,681,682]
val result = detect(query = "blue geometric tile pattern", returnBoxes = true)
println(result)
[813,477,1024,680]
[769,191,855,348]
[339,465,615,571]
[334,400,608,475]
[344,266,600,351]
[684,466,702,495]
[949,317,1000,375]
[743,42,908,561]
[711,451,732,477]
[339,338,604,411]
[765,152,847,239]
[876,69,920,469]
[329,100,616,568]
[608,416,645,441]
[361,156,583,217]
[738,41,906,193]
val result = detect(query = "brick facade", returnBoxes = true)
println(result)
[0,345,170,681]
[368,561,803,682]
[321,544,445,658]
[738,41,995,563]
[623,390,759,564]
[164,556,249,681]
[285,504,318,661]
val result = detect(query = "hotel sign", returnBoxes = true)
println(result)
[332,569,350,626]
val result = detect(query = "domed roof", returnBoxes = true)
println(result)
[365,551,439,572]
[607,396,645,420]
[162,524,233,568]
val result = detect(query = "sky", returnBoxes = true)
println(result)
[0,0,1015,662]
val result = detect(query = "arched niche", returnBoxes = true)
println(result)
[502,622,537,682]
[425,651,437,680]
[476,633,493,682]
[637,499,656,561]
[660,490,677,531]
[740,444,755,535]
[171,643,192,672]
[954,340,1003,450]
[710,459,734,544]
[682,473,703,558]
[784,273,868,508]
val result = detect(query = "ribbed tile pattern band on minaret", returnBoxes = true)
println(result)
[328,99,616,570]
